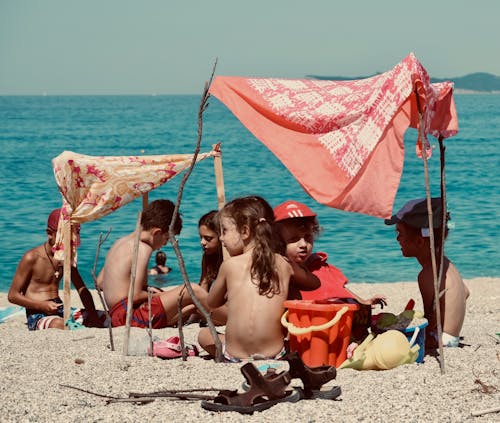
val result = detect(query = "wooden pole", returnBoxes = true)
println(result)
[123,212,142,356]
[212,142,229,260]
[63,221,72,330]
[438,136,447,293]
[415,91,445,373]
[147,287,153,356]
[91,228,114,351]
[212,143,226,210]
[167,63,224,362]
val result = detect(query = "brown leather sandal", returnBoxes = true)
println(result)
[285,351,341,399]
[201,362,300,414]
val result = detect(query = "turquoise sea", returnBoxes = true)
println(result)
[0,94,498,292]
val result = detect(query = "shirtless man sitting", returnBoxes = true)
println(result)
[385,198,470,349]
[8,208,103,330]
[98,199,208,328]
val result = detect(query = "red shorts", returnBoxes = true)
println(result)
[109,296,169,328]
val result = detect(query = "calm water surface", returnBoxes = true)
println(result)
[0,94,498,291]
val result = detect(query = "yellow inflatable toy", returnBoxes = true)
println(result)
[338,330,419,370]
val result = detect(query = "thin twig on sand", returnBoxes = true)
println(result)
[470,406,500,417]
[91,228,114,351]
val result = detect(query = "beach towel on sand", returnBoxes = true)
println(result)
[209,53,458,218]
[0,306,24,323]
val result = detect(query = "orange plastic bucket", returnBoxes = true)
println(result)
[282,300,359,367]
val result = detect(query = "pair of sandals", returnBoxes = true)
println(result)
[201,352,341,414]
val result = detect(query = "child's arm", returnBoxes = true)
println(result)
[344,287,387,307]
[206,262,228,309]
[71,266,105,326]
[289,259,320,291]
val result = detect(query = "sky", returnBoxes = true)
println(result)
[1,0,499,95]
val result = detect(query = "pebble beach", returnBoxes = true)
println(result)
[0,277,498,422]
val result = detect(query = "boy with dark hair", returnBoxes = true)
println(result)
[99,199,208,328]
[8,208,103,330]
[385,197,469,348]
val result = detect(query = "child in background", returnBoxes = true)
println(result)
[274,200,386,306]
[198,210,223,291]
[149,251,171,275]
[185,210,227,326]
[197,196,320,362]
[385,197,469,348]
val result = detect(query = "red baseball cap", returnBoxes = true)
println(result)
[47,208,61,231]
[274,201,316,222]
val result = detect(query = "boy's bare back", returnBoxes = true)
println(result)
[418,257,469,337]
[101,233,153,310]
[209,250,292,359]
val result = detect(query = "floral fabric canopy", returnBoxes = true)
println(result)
[209,53,458,218]
[52,150,215,260]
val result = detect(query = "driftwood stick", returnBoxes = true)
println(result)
[212,143,229,260]
[91,228,114,351]
[168,59,223,362]
[71,335,95,342]
[108,393,216,404]
[60,383,222,404]
[212,142,226,210]
[438,136,447,295]
[62,221,72,330]
[471,406,500,417]
[129,388,224,396]
[107,397,155,405]
[176,289,188,360]
[123,212,142,356]
[415,91,445,373]
[59,383,120,400]
[147,287,153,356]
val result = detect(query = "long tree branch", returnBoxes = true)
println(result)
[168,59,223,362]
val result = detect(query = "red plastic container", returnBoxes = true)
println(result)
[283,300,359,367]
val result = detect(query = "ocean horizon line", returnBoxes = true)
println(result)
[2,91,500,97]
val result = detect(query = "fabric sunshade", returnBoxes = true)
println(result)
[209,53,458,218]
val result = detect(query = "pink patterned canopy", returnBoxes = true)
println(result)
[209,53,458,218]
[52,150,215,260]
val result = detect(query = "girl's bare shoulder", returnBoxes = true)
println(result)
[274,253,293,271]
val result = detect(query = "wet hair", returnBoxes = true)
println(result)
[198,210,223,288]
[155,251,167,266]
[221,195,279,297]
[141,199,182,234]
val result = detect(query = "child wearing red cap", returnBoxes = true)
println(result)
[8,208,104,330]
[274,200,386,306]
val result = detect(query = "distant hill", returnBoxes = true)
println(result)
[306,72,500,93]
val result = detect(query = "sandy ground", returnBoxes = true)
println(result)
[0,277,498,422]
